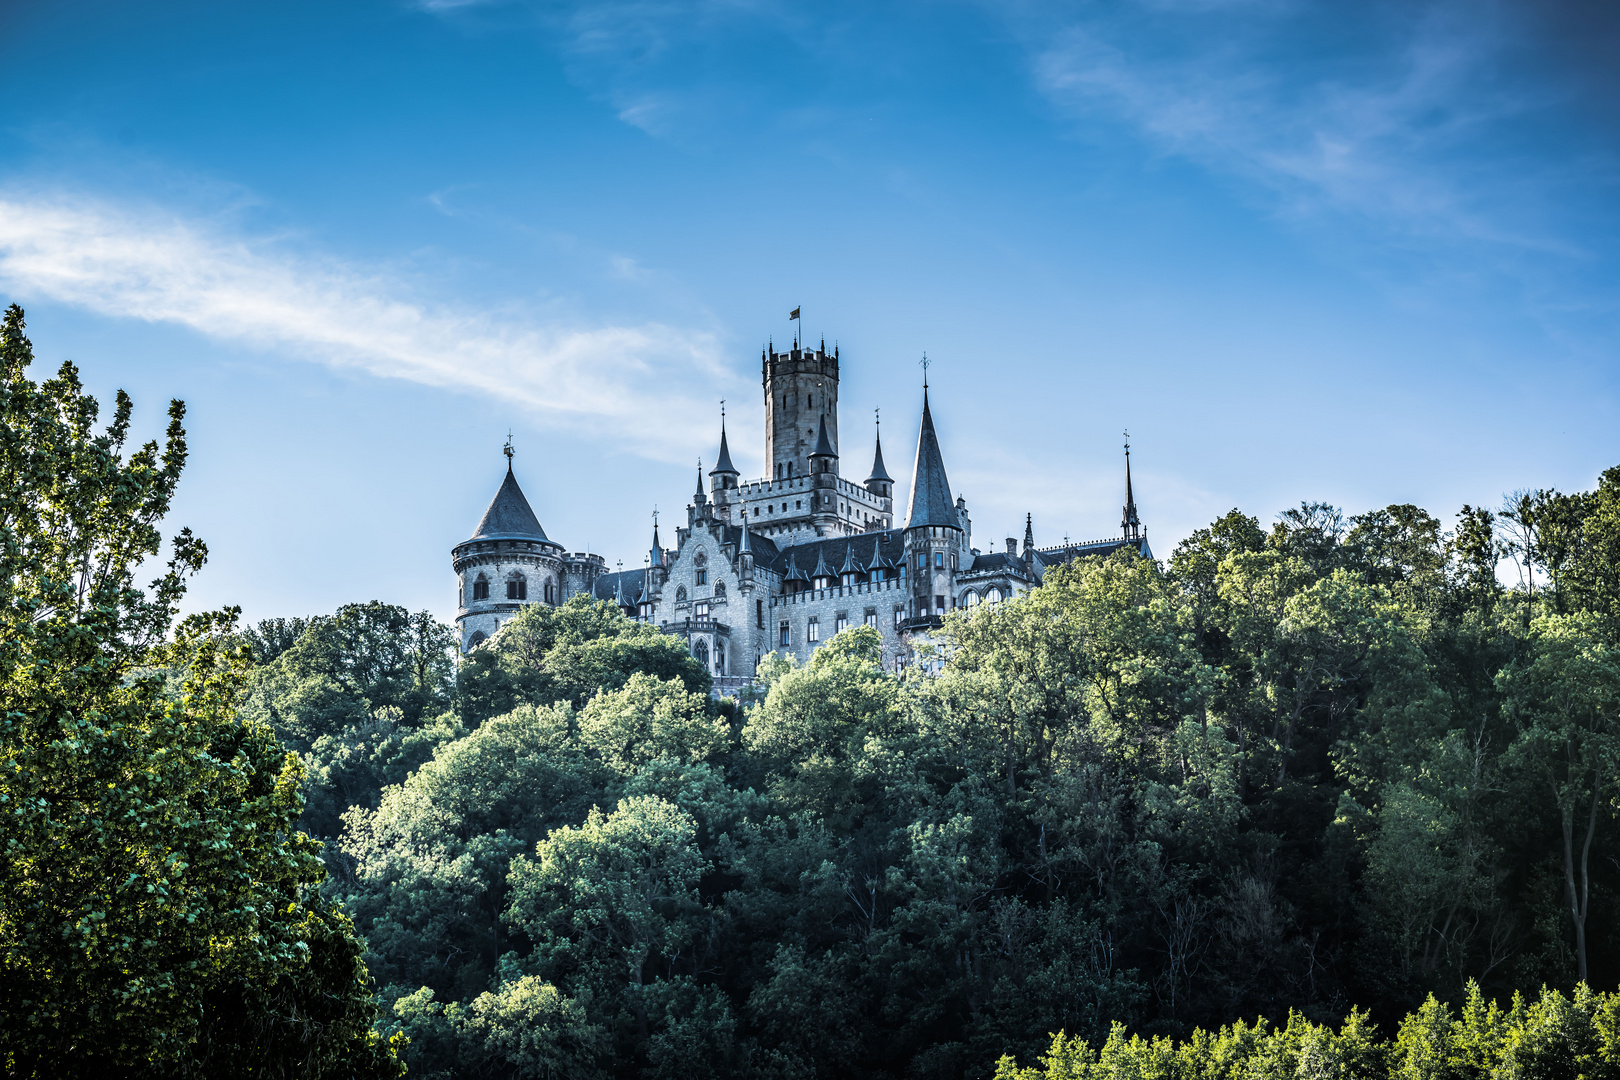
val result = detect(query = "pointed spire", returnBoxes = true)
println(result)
[739,517,753,554]
[904,387,958,531]
[695,458,704,496]
[811,412,837,459]
[811,546,835,581]
[867,409,893,483]
[1023,512,1035,555]
[650,508,661,565]
[1122,432,1141,541]
[866,536,895,571]
[838,542,861,576]
[710,404,738,477]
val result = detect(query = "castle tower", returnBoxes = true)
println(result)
[763,339,839,481]
[901,386,962,626]
[709,414,740,512]
[452,446,566,651]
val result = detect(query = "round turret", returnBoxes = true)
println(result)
[452,453,567,651]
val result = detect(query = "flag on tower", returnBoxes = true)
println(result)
[789,307,800,320]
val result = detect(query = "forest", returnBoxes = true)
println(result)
[4,301,1619,1079]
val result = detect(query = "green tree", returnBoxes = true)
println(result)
[1499,613,1620,983]
[0,305,401,1077]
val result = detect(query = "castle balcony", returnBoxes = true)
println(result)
[659,617,731,638]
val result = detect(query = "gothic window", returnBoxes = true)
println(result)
[714,581,726,599]
[986,587,1003,604]
[695,552,707,566]
[506,575,527,600]
[677,585,688,602]
[965,591,979,607]
[467,630,487,649]
[694,638,709,669]
[472,575,490,601]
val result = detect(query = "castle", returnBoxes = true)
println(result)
[451,333,1151,685]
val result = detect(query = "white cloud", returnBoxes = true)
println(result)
[1027,2,1577,253]
[0,192,729,459]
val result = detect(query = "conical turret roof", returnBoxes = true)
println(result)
[811,547,835,580]
[866,537,895,571]
[904,390,958,531]
[811,413,837,458]
[469,464,550,542]
[783,551,808,582]
[867,427,893,483]
[710,424,738,476]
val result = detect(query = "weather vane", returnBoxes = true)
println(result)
[919,353,930,389]
[503,429,514,461]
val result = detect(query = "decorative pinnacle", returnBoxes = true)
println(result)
[503,430,514,463]
[920,352,929,390]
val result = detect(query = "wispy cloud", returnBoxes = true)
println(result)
[0,191,729,459]
[1024,1,1604,255]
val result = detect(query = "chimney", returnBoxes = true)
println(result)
[1005,538,1017,553]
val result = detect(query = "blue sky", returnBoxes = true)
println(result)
[1,0,1616,625]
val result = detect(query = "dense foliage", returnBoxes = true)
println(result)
[0,306,403,1077]
[251,468,1620,1079]
[996,982,1620,1080]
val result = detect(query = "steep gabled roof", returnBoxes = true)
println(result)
[904,390,958,531]
[469,465,550,542]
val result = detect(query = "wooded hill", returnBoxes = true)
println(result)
[4,301,1618,1078]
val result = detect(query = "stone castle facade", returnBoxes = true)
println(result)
[453,333,1151,686]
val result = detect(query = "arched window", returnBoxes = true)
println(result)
[677,585,688,602]
[965,591,979,607]
[986,587,1003,604]
[714,580,726,599]
[694,638,710,670]
[467,630,487,649]
[544,580,555,603]
[506,574,527,600]
[472,575,490,601]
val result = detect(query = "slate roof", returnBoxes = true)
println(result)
[904,391,958,531]
[812,414,837,458]
[756,529,906,580]
[1032,536,1155,570]
[965,551,1032,577]
[710,425,739,475]
[593,569,648,606]
[468,466,551,543]
[867,429,893,483]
